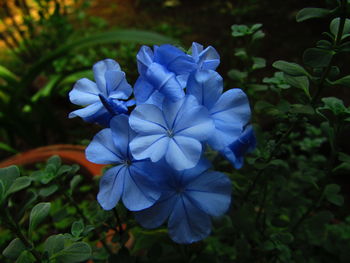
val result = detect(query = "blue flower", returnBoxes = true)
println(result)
[135,159,232,244]
[222,125,256,169]
[190,42,220,70]
[85,114,162,211]
[134,44,196,105]
[187,69,251,150]
[129,95,214,170]
[69,59,133,126]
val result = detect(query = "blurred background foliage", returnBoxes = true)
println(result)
[1,0,350,262]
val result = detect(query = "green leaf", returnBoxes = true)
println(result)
[29,202,51,237]
[0,142,17,154]
[0,181,4,203]
[52,242,91,263]
[283,74,310,98]
[290,104,315,115]
[47,155,61,169]
[252,57,266,70]
[272,60,309,76]
[2,238,26,259]
[330,18,350,37]
[7,177,31,195]
[44,234,65,257]
[31,75,62,102]
[324,184,344,206]
[319,97,349,116]
[16,251,35,263]
[69,175,83,194]
[71,221,84,237]
[228,69,247,81]
[0,65,19,84]
[296,8,331,22]
[332,75,350,87]
[39,185,59,197]
[303,48,334,68]
[0,166,20,193]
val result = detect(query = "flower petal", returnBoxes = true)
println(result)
[93,59,121,94]
[168,195,211,244]
[137,45,154,75]
[185,171,232,217]
[69,78,99,105]
[166,136,202,170]
[110,114,135,159]
[69,102,112,126]
[105,70,132,99]
[210,89,251,125]
[134,77,156,104]
[129,104,168,134]
[198,46,220,70]
[154,44,196,75]
[130,135,169,162]
[135,191,177,228]
[186,70,223,110]
[208,120,243,150]
[85,128,123,164]
[97,165,125,210]
[122,164,162,211]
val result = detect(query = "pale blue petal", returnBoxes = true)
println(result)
[208,121,243,151]
[97,165,125,210]
[198,46,220,70]
[210,89,251,125]
[185,171,232,217]
[166,136,202,170]
[129,104,168,134]
[85,128,123,164]
[181,158,212,184]
[122,165,161,211]
[69,102,112,126]
[154,44,195,75]
[134,77,156,104]
[168,195,211,244]
[142,91,164,109]
[130,135,169,162]
[110,114,135,159]
[105,70,132,99]
[162,96,187,129]
[137,45,154,75]
[69,78,99,105]
[186,70,223,110]
[135,191,177,228]
[174,105,214,141]
[191,42,203,60]
[223,125,256,169]
[145,63,184,101]
[93,59,121,94]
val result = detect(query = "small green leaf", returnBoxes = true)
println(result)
[296,8,331,22]
[0,142,17,154]
[47,155,61,170]
[0,181,4,203]
[332,75,350,87]
[319,97,349,116]
[29,202,51,237]
[228,69,247,81]
[39,185,59,197]
[324,184,344,206]
[252,57,266,70]
[272,60,309,76]
[2,238,26,259]
[303,48,334,68]
[51,242,91,263]
[0,166,20,193]
[330,18,350,37]
[69,175,83,194]
[16,251,35,263]
[44,234,65,257]
[283,74,310,98]
[0,65,19,84]
[71,221,84,237]
[7,177,31,195]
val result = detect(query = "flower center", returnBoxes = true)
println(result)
[166,129,174,138]
[123,159,132,166]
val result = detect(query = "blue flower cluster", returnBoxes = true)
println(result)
[69,43,255,244]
